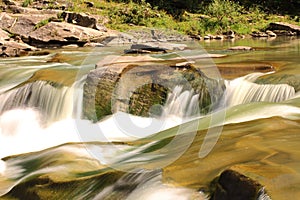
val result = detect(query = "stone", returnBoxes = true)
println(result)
[0,12,58,41]
[60,11,98,29]
[124,42,187,54]
[0,12,16,31]
[266,30,276,37]
[225,30,235,39]
[0,40,38,57]
[7,5,60,15]
[124,49,153,54]
[28,22,114,47]
[3,0,15,5]
[251,31,268,37]
[84,55,225,121]
[62,44,79,48]
[191,35,202,40]
[268,22,300,35]
[204,35,211,40]
[215,35,224,40]
[228,46,253,51]
[0,29,10,41]
[210,169,269,200]
[83,42,105,47]
[84,1,94,7]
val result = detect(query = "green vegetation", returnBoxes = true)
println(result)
[34,0,300,36]
[22,0,32,7]
[34,19,50,30]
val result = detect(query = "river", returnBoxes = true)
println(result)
[0,37,299,199]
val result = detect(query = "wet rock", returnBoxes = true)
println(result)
[251,31,268,37]
[83,42,105,47]
[210,169,269,200]
[0,40,38,57]
[28,22,114,47]
[266,30,276,37]
[124,49,153,54]
[228,46,253,51]
[204,35,214,40]
[268,22,300,35]
[190,35,201,40]
[225,30,235,39]
[215,35,224,40]
[83,55,225,121]
[124,42,187,54]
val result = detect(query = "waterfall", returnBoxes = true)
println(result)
[226,73,296,107]
[0,78,85,123]
[161,85,200,119]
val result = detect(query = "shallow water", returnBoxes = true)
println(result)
[0,37,299,199]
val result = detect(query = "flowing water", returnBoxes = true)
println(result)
[0,37,299,199]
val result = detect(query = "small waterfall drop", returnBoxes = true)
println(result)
[0,77,85,123]
[161,85,200,119]
[225,73,296,107]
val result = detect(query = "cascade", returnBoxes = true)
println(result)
[0,78,85,123]
[160,85,200,119]
[226,73,296,107]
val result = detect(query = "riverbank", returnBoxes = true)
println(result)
[0,0,300,57]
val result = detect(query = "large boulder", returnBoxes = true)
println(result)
[83,55,225,121]
[268,22,300,35]
[28,21,114,47]
[0,12,57,41]
[0,11,113,49]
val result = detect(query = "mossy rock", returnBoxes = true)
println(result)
[83,56,225,121]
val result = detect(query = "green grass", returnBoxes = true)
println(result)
[43,0,300,36]
[22,0,32,7]
[34,19,50,29]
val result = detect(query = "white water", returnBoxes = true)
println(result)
[0,72,299,175]
[0,86,200,160]
[225,73,295,106]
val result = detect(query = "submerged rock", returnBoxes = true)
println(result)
[210,169,270,200]
[83,55,225,121]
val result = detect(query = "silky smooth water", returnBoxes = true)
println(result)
[0,38,299,199]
